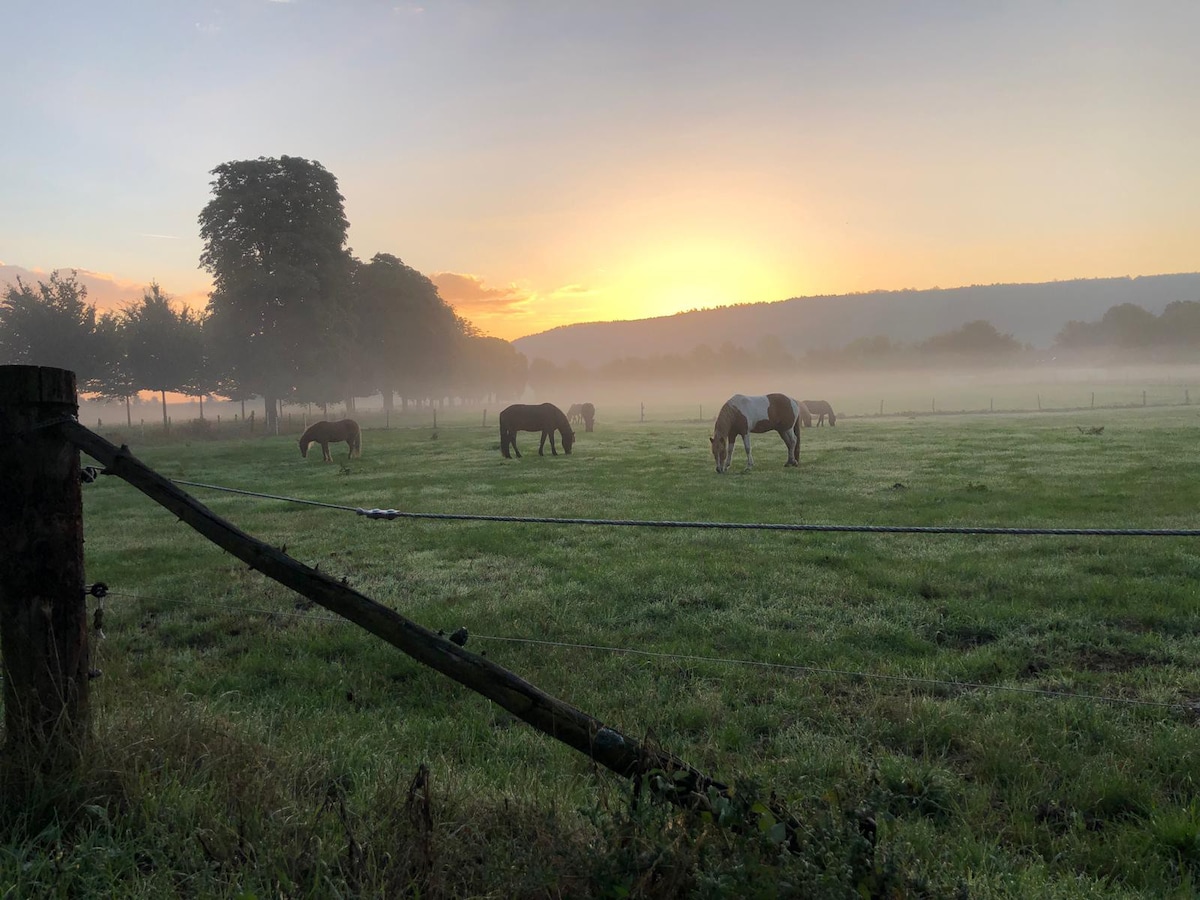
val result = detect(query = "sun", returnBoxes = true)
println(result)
[604,241,798,322]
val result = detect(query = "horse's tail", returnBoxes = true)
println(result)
[499,421,510,458]
[353,424,362,457]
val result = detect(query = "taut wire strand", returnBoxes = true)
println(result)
[172,479,1200,537]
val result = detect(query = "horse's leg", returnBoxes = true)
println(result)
[321,441,332,462]
[538,431,546,456]
[548,430,558,456]
[741,433,753,469]
[781,428,798,466]
[512,433,521,458]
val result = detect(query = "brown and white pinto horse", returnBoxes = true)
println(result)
[299,419,362,462]
[710,393,802,473]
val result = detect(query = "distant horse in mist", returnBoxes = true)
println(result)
[499,403,575,459]
[567,403,584,425]
[299,419,362,462]
[797,401,812,428]
[580,402,596,432]
[710,393,802,473]
[803,400,836,426]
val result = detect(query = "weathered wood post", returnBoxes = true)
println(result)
[0,366,91,787]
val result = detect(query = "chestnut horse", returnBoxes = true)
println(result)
[710,393,802,473]
[499,403,575,458]
[299,419,362,462]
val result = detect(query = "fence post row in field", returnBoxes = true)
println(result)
[0,365,92,791]
[18,369,801,845]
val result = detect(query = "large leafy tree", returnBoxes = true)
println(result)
[199,156,353,430]
[351,253,463,412]
[0,270,106,385]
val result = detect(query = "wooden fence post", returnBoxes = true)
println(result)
[0,365,91,787]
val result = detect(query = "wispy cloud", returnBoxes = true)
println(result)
[0,264,209,314]
[432,272,532,313]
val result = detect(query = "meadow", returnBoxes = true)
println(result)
[4,399,1200,897]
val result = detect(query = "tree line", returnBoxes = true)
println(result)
[0,156,528,430]
[524,302,1200,393]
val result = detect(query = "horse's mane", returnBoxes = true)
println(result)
[713,399,740,436]
[549,403,572,431]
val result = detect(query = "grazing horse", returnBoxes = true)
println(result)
[803,400,836,426]
[710,393,802,473]
[580,402,596,433]
[797,401,813,428]
[566,403,584,425]
[499,403,575,459]
[300,419,362,462]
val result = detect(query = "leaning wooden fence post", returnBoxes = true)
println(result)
[0,365,91,787]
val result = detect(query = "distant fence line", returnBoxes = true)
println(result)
[84,387,1196,433]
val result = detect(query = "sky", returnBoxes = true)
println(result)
[2,1,1197,342]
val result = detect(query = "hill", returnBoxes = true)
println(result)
[512,274,1200,366]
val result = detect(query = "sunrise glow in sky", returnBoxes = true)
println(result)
[3,1,1197,341]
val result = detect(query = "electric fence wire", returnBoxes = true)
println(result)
[100,590,1198,714]
[170,479,1200,536]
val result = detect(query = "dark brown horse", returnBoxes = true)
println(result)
[802,400,836,426]
[299,419,362,461]
[580,402,596,433]
[499,403,574,458]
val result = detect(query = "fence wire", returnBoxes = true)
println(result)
[100,590,1197,714]
[169,479,1200,537]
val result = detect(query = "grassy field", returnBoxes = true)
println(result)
[4,402,1200,897]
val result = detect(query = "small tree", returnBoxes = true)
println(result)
[122,284,198,430]
[91,311,138,426]
[0,271,105,382]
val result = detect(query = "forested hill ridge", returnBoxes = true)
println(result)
[513,274,1200,366]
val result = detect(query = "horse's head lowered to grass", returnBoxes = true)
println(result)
[710,393,802,473]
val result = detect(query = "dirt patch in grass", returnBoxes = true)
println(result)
[1072,646,1160,673]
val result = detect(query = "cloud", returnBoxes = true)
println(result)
[432,272,532,314]
[0,264,209,315]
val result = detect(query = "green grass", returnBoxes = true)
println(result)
[5,404,1200,896]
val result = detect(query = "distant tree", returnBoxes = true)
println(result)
[0,270,105,384]
[1098,303,1159,348]
[350,253,462,412]
[177,307,217,418]
[1055,303,1164,353]
[199,155,353,430]
[1158,300,1200,345]
[754,335,796,368]
[527,357,562,396]
[91,311,139,425]
[452,334,527,403]
[122,284,201,430]
[919,320,1022,358]
[1054,319,1100,349]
